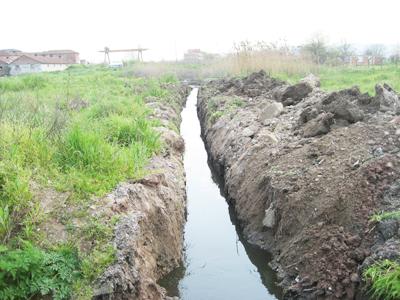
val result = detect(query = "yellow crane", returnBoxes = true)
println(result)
[99,47,149,64]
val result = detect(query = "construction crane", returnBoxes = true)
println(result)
[99,47,149,64]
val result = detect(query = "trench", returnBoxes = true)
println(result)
[159,88,282,299]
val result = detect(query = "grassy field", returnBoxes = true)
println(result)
[130,58,400,95]
[272,64,400,95]
[0,65,179,299]
[1,61,399,299]
[319,65,400,94]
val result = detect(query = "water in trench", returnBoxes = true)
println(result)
[159,88,282,300]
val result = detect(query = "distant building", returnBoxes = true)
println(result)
[184,49,206,63]
[350,55,384,66]
[0,57,10,76]
[0,49,79,76]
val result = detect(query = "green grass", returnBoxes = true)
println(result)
[0,65,179,298]
[363,259,400,300]
[274,64,400,95]
[318,65,400,94]
[207,95,245,124]
[370,210,400,222]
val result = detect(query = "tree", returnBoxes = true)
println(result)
[302,34,328,64]
[365,44,386,57]
[336,41,354,64]
[390,45,400,66]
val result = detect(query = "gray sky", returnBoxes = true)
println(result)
[2,0,399,62]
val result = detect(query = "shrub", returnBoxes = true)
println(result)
[0,243,81,300]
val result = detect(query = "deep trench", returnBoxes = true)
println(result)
[159,88,282,299]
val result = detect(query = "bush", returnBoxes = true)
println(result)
[0,243,81,300]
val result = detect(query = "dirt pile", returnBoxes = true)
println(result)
[198,72,400,299]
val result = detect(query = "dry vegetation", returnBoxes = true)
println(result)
[129,40,400,96]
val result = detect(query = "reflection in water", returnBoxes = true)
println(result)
[159,88,282,300]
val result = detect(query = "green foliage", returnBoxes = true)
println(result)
[81,245,116,283]
[363,259,400,300]
[81,217,113,244]
[56,125,115,172]
[230,97,245,108]
[207,96,245,124]
[0,65,175,295]
[209,111,224,124]
[370,210,400,222]
[0,66,165,201]
[0,160,33,242]
[318,65,400,94]
[103,114,160,148]
[207,98,219,114]
[0,243,81,300]
[275,64,400,95]
[160,74,178,84]
[0,75,47,92]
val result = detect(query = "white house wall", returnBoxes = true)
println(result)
[9,64,70,75]
[10,64,41,76]
[40,64,69,72]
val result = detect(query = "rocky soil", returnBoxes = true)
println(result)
[198,70,400,299]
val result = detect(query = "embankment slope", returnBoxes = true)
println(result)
[198,71,400,299]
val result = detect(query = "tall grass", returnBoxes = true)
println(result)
[208,50,318,78]
[127,52,317,81]
[364,259,400,300]
[0,65,176,298]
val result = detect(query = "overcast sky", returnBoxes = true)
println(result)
[1,0,399,62]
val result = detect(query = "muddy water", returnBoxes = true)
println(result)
[160,88,281,299]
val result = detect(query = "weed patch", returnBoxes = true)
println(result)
[0,243,81,300]
[363,259,400,300]
[0,65,176,295]
[370,210,400,222]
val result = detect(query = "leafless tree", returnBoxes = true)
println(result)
[390,45,400,66]
[302,34,328,64]
[336,41,354,63]
[364,44,386,57]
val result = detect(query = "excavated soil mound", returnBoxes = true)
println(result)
[198,71,400,299]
